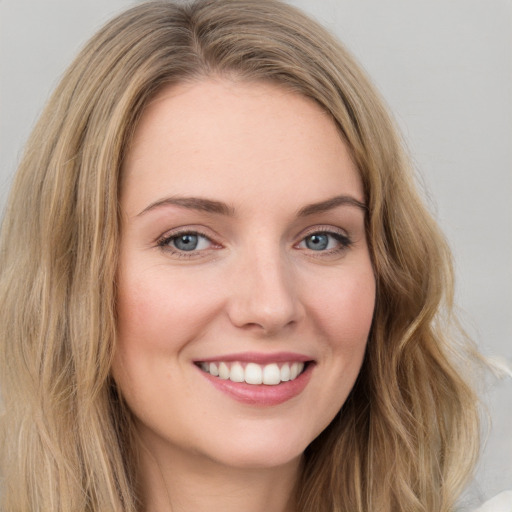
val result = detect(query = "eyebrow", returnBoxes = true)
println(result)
[136,194,366,218]
[137,196,235,217]
[297,195,367,216]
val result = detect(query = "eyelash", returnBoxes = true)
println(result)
[156,227,353,259]
[296,228,353,256]
[157,228,217,258]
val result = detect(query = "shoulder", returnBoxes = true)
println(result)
[473,491,512,512]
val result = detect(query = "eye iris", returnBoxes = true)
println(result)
[306,234,329,250]
[174,234,198,251]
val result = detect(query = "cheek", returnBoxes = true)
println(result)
[293,267,375,440]
[115,263,221,351]
[309,267,376,348]
[112,266,212,407]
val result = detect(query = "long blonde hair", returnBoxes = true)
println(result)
[0,1,480,510]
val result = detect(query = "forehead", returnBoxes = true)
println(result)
[121,79,364,216]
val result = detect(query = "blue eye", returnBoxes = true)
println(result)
[304,234,329,250]
[173,234,199,251]
[159,232,213,252]
[298,231,351,252]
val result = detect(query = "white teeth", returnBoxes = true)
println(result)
[198,360,307,385]
[209,362,219,376]
[280,363,291,382]
[230,362,244,383]
[262,363,281,385]
[290,362,304,379]
[218,362,230,380]
[245,363,263,384]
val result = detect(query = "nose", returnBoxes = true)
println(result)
[226,246,304,335]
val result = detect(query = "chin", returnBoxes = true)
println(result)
[208,441,305,471]
[194,419,321,471]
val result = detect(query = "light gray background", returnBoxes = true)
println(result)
[1,0,511,507]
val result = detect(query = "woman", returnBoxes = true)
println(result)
[0,1,488,510]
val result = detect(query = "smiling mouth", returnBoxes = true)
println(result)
[195,361,310,386]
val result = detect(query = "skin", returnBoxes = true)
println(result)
[113,78,376,512]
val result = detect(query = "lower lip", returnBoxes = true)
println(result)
[198,363,314,406]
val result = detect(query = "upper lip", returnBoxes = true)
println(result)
[194,351,314,364]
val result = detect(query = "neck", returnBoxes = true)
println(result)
[137,436,302,512]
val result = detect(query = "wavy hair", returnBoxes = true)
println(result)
[0,1,480,510]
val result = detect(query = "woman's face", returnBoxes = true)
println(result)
[113,79,375,471]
